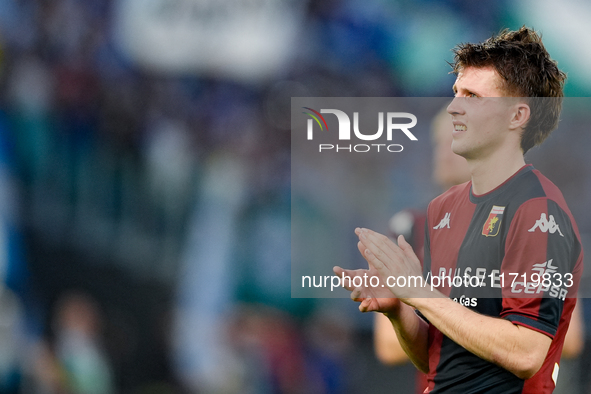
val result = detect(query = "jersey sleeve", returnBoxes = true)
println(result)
[499,198,582,338]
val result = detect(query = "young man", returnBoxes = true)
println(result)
[334,27,583,393]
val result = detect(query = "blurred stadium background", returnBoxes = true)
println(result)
[0,0,588,393]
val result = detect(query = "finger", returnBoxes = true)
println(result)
[357,239,389,276]
[333,266,370,291]
[362,230,417,279]
[357,229,401,274]
[397,235,421,266]
[359,298,372,312]
[363,228,407,261]
[357,229,386,262]
[357,241,368,260]
[397,234,410,250]
[351,287,366,302]
[359,228,402,258]
[360,244,389,278]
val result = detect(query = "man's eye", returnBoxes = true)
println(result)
[468,93,478,98]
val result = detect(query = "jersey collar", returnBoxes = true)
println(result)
[469,164,534,204]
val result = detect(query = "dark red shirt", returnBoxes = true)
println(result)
[423,165,583,393]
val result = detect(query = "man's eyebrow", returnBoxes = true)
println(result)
[452,84,457,93]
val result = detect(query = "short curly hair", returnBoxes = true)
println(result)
[451,26,567,154]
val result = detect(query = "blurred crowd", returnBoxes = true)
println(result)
[0,0,587,393]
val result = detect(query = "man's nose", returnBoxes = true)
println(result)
[447,97,465,116]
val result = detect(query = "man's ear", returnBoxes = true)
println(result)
[509,102,531,130]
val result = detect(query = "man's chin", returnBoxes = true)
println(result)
[451,145,468,158]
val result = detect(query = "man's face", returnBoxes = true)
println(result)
[447,66,517,160]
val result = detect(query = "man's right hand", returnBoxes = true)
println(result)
[332,265,402,316]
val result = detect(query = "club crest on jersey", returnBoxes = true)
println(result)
[482,206,505,237]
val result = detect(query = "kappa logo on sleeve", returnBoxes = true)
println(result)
[433,213,451,229]
[482,205,505,237]
[528,213,564,237]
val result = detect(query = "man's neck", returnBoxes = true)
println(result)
[468,150,526,196]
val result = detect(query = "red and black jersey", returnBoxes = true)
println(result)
[422,164,583,394]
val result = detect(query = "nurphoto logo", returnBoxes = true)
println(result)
[302,107,418,153]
